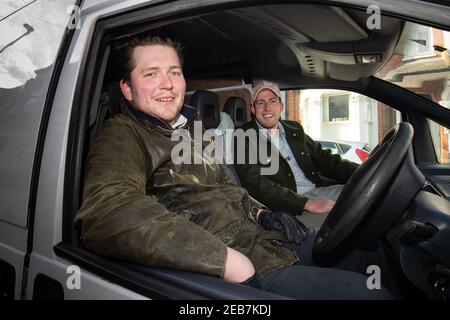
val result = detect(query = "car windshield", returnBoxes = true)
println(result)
[375,21,450,109]
[374,21,450,164]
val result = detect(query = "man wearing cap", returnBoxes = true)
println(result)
[235,80,358,226]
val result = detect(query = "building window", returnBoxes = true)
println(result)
[323,94,349,122]
[404,25,433,59]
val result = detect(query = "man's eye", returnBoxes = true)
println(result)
[171,71,182,76]
[269,99,277,104]
[145,72,157,77]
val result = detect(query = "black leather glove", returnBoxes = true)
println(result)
[257,210,308,244]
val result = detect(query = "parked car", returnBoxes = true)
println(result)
[318,140,372,164]
[0,0,449,300]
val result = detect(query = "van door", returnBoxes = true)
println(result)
[0,0,77,299]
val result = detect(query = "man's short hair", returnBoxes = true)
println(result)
[114,35,184,83]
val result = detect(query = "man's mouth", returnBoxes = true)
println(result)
[156,97,175,102]
[262,114,273,118]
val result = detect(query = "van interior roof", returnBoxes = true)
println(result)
[108,4,404,88]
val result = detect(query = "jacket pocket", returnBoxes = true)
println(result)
[220,220,242,245]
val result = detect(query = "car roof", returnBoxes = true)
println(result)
[103,1,450,92]
[145,4,403,86]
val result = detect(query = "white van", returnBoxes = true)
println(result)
[1,0,449,300]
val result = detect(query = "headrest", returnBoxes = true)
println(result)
[223,96,248,128]
[190,90,220,129]
[105,81,122,115]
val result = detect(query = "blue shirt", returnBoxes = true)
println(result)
[256,121,316,194]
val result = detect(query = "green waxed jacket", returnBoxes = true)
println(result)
[75,103,297,278]
[235,119,358,215]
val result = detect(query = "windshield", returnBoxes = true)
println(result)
[376,21,450,164]
[376,21,450,107]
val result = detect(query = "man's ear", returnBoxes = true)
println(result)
[250,104,255,115]
[119,79,132,102]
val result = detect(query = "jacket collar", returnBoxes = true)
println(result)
[249,119,303,145]
[279,120,302,137]
[249,119,305,164]
[255,119,287,141]
[122,98,197,130]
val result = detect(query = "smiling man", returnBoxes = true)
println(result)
[235,81,358,226]
[118,40,187,127]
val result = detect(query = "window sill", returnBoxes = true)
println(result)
[323,120,351,124]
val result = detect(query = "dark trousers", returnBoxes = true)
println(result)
[259,229,395,299]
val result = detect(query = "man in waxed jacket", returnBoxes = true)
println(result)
[75,35,396,299]
[235,81,358,226]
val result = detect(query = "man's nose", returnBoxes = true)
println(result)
[159,72,174,90]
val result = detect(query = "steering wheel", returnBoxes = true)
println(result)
[313,122,416,266]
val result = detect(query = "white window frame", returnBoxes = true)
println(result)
[322,93,350,123]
